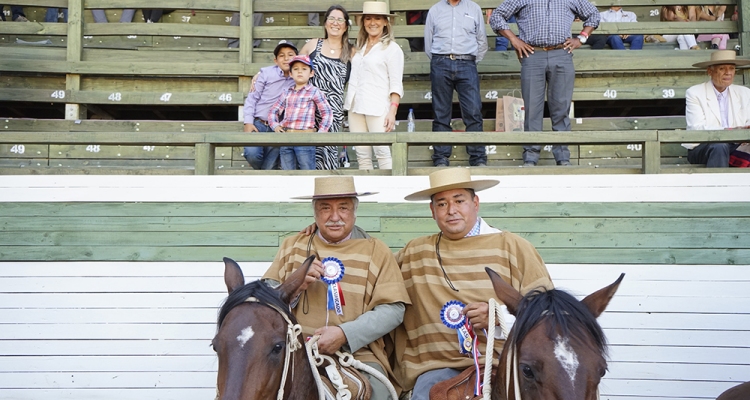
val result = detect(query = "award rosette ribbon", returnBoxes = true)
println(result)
[440,300,474,355]
[321,257,345,315]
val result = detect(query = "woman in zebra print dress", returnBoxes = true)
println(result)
[299,5,353,170]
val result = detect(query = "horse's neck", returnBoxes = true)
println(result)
[285,350,319,400]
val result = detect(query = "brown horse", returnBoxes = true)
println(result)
[213,256,320,400]
[716,382,750,400]
[487,268,624,400]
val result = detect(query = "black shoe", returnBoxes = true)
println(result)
[433,161,449,167]
[522,161,536,167]
[472,162,487,167]
[711,44,719,49]
[557,161,572,166]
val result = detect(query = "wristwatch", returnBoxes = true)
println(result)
[578,32,588,44]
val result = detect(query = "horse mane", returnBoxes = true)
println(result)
[507,287,607,355]
[217,280,295,329]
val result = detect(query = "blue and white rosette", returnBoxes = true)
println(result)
[321,257,345,315]
[440,300,473,355]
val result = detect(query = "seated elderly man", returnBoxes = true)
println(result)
[685,50,750,167]
[263,176,410,400]
[392,168,553,400]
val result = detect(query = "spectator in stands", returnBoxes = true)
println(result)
[263,176,409,400]
[299,5,354,170]
[491,0,600,167]
[406,10,426,52]
[696,5,729,49]
[345,1,404,170]
[661,6,700,50]
[684,50,750,167]
[268,55,333,170]
[142,9,163,23]
[597,6,644,50]
[242,41,298,170]
[0,5,28,21]
[92,9,135,23]
[494,15,516,51]
[45,7,67,22]
[393,168,554,400]
[425,0,488,167]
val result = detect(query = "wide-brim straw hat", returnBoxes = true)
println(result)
[292,176,377,200]
[352,1,397,17]
[404,168,499,201]
[692,50,750,68]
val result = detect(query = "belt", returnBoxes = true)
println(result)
[533,44,565,51]
[434,54,476,61]
[285,129,315,133]
[254,118,269,126]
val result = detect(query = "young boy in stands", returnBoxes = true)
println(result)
[268,55,333,170]
[242,41,298,170]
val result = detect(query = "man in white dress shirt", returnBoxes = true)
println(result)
[685,50,750,167]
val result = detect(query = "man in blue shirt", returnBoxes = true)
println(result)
[490,0,599,167]
[424,0,488,167]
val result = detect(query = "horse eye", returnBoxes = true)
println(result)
[271,343,284,354]
[210,339,218,353]
[521,365,535,379]
[600,367,608,378]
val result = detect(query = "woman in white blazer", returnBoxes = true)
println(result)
[345,1,404,170]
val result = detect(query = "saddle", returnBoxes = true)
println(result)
[316,352,373,400]
[429,365,497,400]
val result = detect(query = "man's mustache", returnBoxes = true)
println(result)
[325,221,346,227]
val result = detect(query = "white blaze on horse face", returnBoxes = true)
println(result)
[236,325,255,348]
[554,335,579,386]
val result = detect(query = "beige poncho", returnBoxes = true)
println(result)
[392,231,553,391]
[263,232,411,376]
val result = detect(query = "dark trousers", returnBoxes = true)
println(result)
[687,143,739,168]
[520,48,574,163]
[429,56,487,166]
[1,5,25,21]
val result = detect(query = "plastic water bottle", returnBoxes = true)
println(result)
[407,108,415,132]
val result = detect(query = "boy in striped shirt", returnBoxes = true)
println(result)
[269,55,333,170]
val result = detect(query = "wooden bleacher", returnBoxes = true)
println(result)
[1,174,749,399]
[1,0,749,173]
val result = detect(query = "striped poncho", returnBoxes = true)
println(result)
[263,231,410,376]
[392,231,553,391]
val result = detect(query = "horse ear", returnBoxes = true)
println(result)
[486,267,523,315]
[581,273,625,318]
[223,257,245,293]
[277,255,316,305]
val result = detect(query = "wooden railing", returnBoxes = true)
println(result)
[1,129,748,175]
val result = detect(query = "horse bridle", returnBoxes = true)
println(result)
[215,296,304,400]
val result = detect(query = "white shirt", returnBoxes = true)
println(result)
[599,8,638,23]
[344,40,404,117]
[714,86,731,129]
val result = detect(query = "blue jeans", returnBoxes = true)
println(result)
[607,34,644,50]
[430,56,486,166]
[45,7,67,22]
[411,368,461,400]
[280,146,316,170]
[243,119,279,170]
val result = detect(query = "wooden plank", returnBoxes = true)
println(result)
[0,389,217,400]
[2,355,218,372]
[0,216,380,232]
[85,0,238,12]
[0,231,282,246]
[381,217,750,233]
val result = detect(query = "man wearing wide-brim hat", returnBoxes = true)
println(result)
[263,176,409,400]
[684,50,750,167]
[391,168,553,400]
